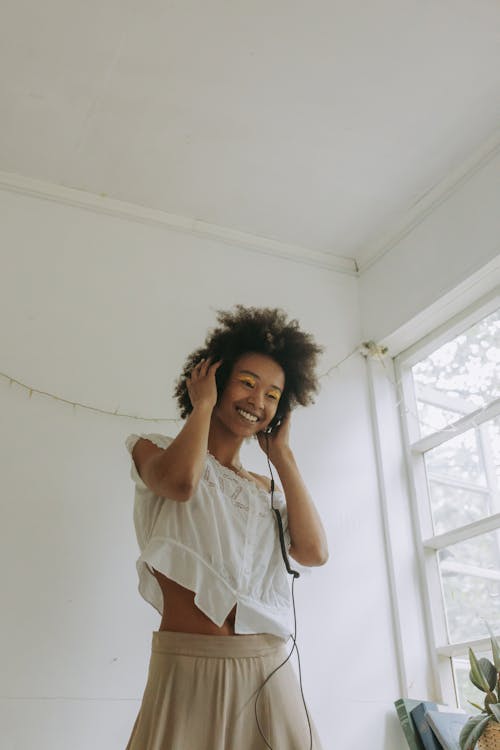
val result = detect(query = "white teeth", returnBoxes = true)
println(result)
[237,408,258,423]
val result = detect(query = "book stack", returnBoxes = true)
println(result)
[394,698,470,750]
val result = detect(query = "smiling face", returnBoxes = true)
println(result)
[213,352,285,436]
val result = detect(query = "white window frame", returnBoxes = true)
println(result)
[393,289,500,705]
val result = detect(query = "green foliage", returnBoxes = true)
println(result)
[460,625,500,749]
[459,715,493,750]
[490,704,500,722]
[487,622,500,672]
[469,650,494,693]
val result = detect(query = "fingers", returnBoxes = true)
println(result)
[202,357,222,370]
[193,359,206,377]
[189,358,207,379]
[202,357,222,371]
[188,357,222,380]
[185,356,223,411]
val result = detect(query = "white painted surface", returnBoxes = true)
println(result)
[0,188,406,749]
[0,171,357,275]
[1,1,499,256]
[359,146,500,350]
[1,99,498,746]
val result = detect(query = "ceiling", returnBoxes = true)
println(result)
[1,0,499,270]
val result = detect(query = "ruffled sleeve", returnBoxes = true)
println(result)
[125,433,176,552]
[125,433,174,490]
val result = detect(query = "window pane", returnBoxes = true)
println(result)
[428,483,490,535]
[438,529,500,643]
[425,416,500,535]
[411,309,500,438]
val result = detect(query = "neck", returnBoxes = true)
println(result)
[207,415,245,469]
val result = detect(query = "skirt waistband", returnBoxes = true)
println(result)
[151,630,288,658]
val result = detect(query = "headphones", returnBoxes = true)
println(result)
[262,425,300,579]
[263,411,284,435]
[271,503,300,579]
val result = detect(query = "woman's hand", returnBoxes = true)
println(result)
[256,410,292,464]
[185,358,222,411]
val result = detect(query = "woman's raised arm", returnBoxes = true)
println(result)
[132,359,221,500]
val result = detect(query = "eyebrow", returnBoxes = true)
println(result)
[238,370,283,393]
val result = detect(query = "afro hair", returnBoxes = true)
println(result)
[174,305,324,419]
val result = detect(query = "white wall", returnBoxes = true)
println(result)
[359,147,500,351]
[0,187,404,750]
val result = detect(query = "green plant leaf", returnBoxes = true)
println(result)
[480,660,498,692]
[459,715,492,750]
[470,649,494,692]
[467,700,486,712]
[489,703,500,722]
[486,622,500,672]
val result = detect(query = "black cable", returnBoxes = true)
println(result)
[264,433,300,580]
[252,434,313,750]
[254,577,313,750]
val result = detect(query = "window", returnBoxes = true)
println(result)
[395,296,500,709]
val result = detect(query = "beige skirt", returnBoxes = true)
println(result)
[125,630,323,750]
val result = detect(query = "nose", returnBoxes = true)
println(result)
[247,388,265,412]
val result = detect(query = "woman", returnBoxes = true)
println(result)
[125,305,328,749]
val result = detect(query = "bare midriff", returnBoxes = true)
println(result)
[152,568,244,636]
[151,471,271,636]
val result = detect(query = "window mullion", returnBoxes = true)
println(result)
[423,512,500,549]
[394,355,449,701]
[478,422,500,515]
[410,397,500,454]
[437,634,500,658]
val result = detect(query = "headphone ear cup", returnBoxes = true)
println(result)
[214,359,226,400]
[266,414,283,434]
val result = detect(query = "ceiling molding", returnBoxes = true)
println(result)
[0,171,358,276]
[354,127,500,274]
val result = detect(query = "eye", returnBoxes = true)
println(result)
[267,392,280,400]
[239,377,255,388]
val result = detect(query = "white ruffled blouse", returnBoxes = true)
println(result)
[125,433,294,639]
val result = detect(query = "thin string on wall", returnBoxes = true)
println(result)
[0,371,179,423]
[319,344,361,379]
[1,349,364,423]
[0,347,359,423]
[0,340,495,434]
